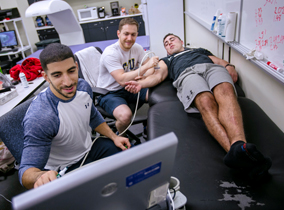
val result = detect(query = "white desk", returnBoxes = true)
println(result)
[0,46,32,60]
[0,77,46,117]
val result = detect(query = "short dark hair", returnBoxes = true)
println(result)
[163,33,182,43]
[118,17,139,31]
[39,43,74,72]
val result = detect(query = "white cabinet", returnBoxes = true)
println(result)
[0,17,33,59]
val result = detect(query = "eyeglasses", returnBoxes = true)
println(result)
[164,36,176,47]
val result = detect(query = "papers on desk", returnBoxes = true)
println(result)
[0,89,18,105]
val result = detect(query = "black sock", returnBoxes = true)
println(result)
[224,141,266,169]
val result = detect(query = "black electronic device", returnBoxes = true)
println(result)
[12,80,19,85]
[98,7,105,18]
[0,30,18,50]
[110,1,120,16]
[0,8,20,21]
[0,87,11,93]
[37,28,59,41]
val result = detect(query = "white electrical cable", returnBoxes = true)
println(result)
[79,136,100,168]
[167,189,175,210]
[118,51,157,136]
[0,194,12,204]
[79,51,157,169]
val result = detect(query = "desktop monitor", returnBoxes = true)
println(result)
[0,30,18,49]
[12,132,178,210]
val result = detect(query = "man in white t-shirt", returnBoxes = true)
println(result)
[97,17,159,134]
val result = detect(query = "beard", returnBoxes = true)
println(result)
[49,79,77,100]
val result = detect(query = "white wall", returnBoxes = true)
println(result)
[146,0,184,58]
[184,13,284,132]
[0,0,17,9]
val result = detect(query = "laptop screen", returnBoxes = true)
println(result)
[12,132,178,210]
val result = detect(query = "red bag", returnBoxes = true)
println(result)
[10,57,43,81]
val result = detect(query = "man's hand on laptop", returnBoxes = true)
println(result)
[125,81,142,94]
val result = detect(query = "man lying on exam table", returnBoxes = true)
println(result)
[19,43,131,189]
[125,33,272,180]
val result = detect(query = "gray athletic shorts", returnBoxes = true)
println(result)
[172,63,236,113]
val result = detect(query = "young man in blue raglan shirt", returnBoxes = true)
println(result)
[19,43,131,189]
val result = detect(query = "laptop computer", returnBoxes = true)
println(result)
[12,132,178,210]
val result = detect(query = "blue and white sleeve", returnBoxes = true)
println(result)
[18,103,59,185]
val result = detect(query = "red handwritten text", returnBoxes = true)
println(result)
[274,6,284,22]
[255,30,268,50]
[269,35,284,50]
[264,0,278,7]
[256,31,284,51]
[255,8,263,26]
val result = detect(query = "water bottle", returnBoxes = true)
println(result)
[220,14,227,37]
[36,16,44,27]
[45,16,52,26]
[211,9,221,32]
[19,72,29,88]
[217,13,222,35]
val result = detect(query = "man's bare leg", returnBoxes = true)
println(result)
[194,84,271,178]
[194,91,232,152]
[113,104,132,134]
[213,82,246,146]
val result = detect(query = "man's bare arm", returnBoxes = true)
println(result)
[111,56,159,86]
[95,122,131,150]
[125,60,168,93]
[209,55,238,83]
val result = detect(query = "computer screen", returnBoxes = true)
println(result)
[0,30,18,48]
[12,132,178,210]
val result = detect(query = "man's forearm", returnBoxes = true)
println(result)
[95,122,117,140]
[22,168,47,189]
[139,71,165,89]
[143,67,155,77]
[112,67,150,87]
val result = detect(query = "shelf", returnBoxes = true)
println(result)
[36,26,55,30]
[78,13,142,24]
[0,17,22,24]
[0,46,32,57]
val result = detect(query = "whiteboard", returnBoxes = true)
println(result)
[240,0,284,68]
[186,0,241,40]
[185,0,284,83]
